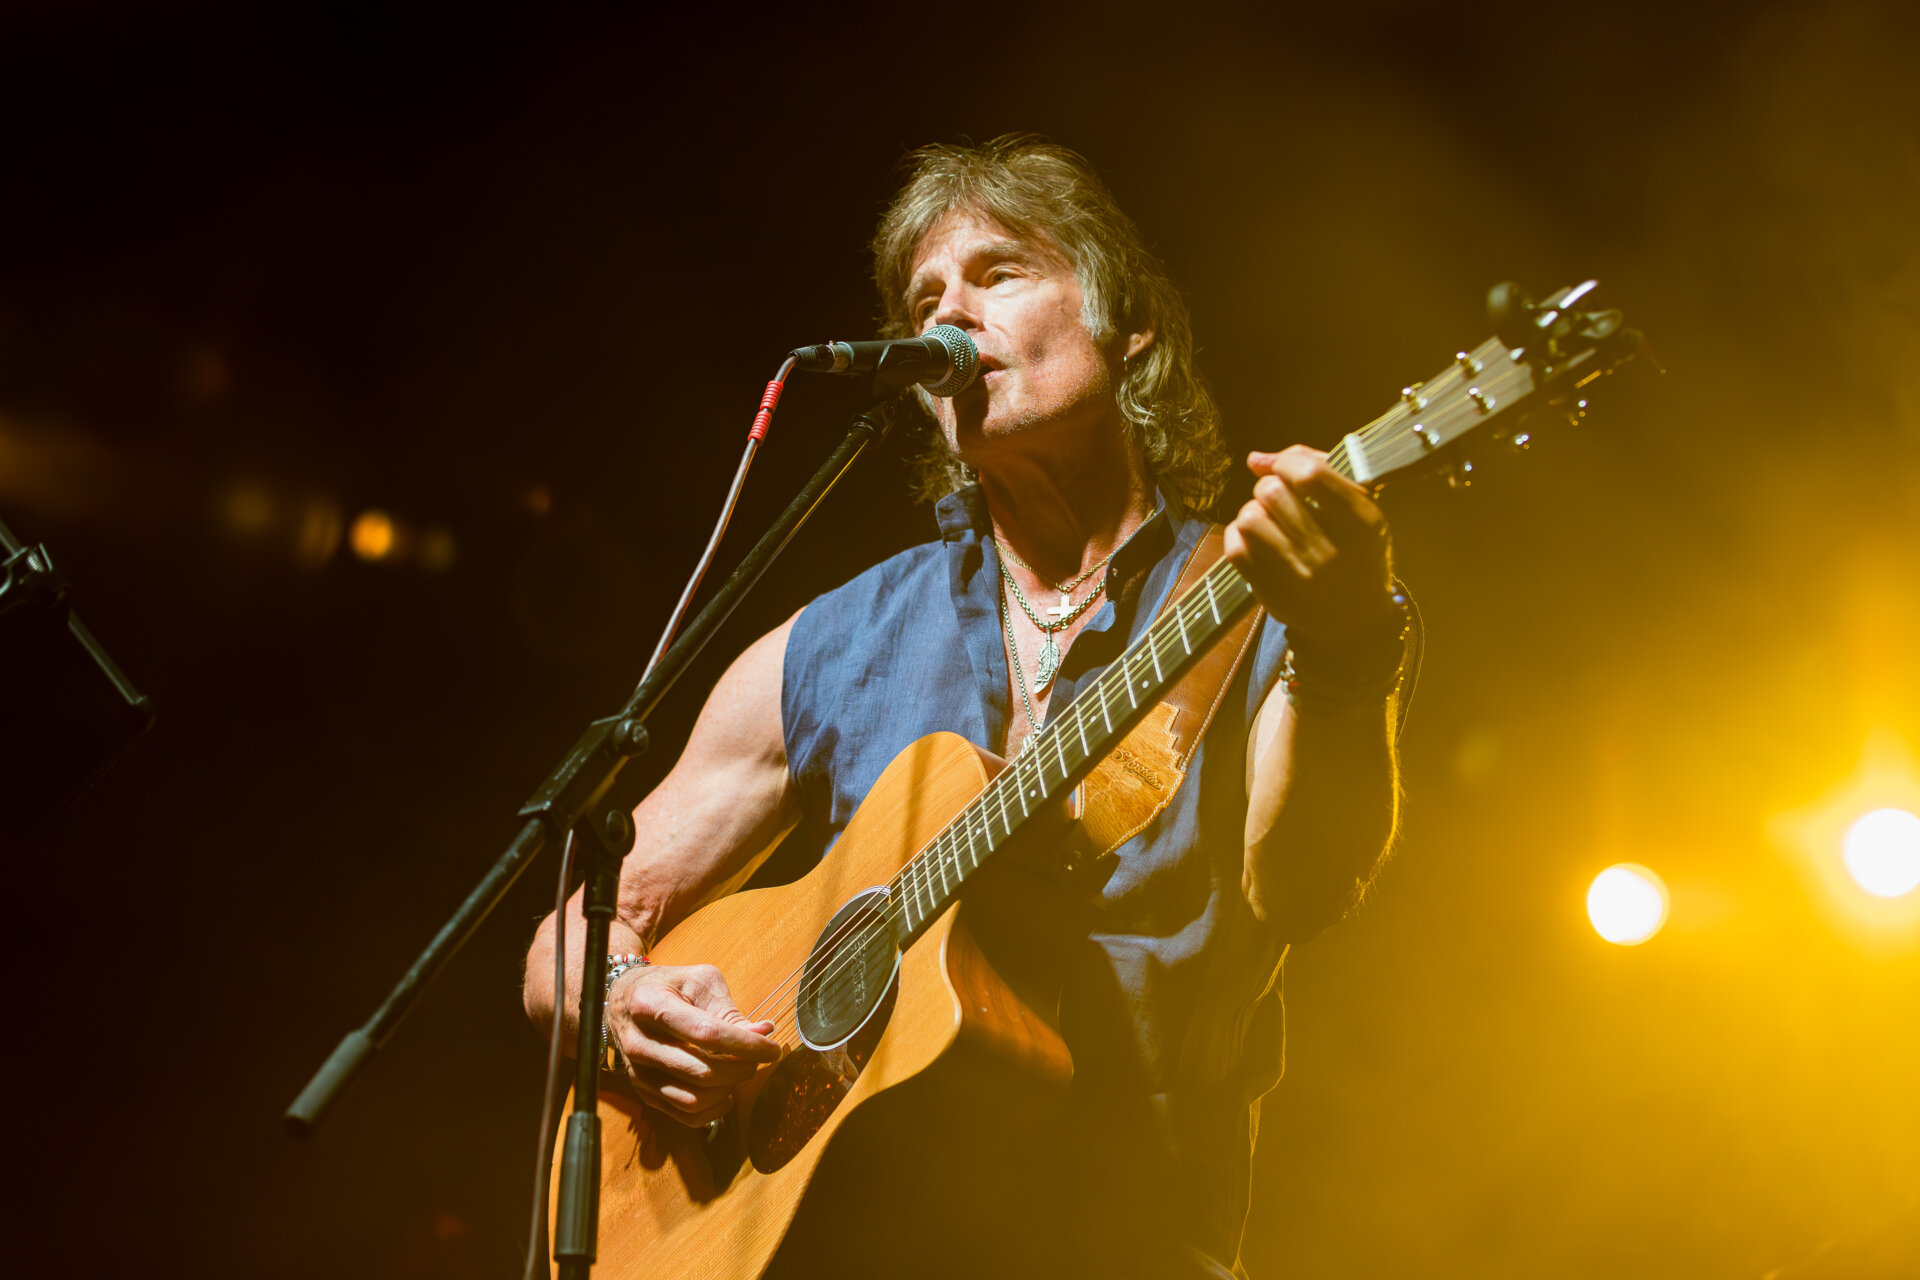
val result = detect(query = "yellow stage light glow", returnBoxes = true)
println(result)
[349,509,396,561]
[1587,863,1669,945]
[1771,733,1920,939]
[1842,808,1920,899]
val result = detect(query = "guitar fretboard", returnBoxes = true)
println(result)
[887,549,1258,938]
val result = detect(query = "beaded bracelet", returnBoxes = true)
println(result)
[1282,588,1413,712]
[601,952,650,1067]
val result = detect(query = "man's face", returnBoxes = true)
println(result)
[905,209,1117,460]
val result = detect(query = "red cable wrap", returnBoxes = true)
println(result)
[748,377,786,442]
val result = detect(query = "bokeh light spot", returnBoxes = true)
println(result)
[295,498,343,567]
[1842,808,1920,899]
[349,509,396,561]
[418,525,457,572]
[222,483,273,534]
[1587,863,1669,945]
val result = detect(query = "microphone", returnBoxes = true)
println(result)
[789,324,979,397]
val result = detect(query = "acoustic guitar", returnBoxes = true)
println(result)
[556,281,1652,1278]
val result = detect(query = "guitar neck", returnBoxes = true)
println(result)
[889,551,1260,939]
[887,284,1646,941]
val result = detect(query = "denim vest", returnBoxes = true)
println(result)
[782,484,1293,1265]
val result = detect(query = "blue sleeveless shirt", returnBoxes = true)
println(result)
[782,485,1293,1267]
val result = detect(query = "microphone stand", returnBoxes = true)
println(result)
[286,398,900,1277]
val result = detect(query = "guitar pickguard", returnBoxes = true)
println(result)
[747,976,897,1173]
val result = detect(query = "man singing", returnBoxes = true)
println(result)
[526,135,1410,1278]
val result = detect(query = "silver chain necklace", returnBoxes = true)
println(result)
[1001,589,1046,751]
[994,537,1117,600]
[998,555,1106,687]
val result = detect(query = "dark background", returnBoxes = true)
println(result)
[4,2,1917,1276]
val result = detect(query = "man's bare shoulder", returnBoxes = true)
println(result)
[681,610,803,767]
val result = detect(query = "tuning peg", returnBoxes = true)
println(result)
[1444,460,1474,489]
[1507,431,1533,452]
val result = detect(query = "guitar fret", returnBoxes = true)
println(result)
[1204,574,1221,623]
[909,858,929,929]
[943,838,962,886]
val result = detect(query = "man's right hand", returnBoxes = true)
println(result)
[606,963,782,1127]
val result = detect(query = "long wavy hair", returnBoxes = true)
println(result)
[871,135,1231,513]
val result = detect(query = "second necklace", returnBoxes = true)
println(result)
[998,554,1107,687]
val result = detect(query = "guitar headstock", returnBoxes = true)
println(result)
[1330,279,1655,490]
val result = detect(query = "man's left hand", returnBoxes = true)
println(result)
[1222,446,1398,648]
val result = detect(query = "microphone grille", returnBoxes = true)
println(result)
[920,325,979,397]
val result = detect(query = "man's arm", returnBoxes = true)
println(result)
[1242,672,1398,941]
[1224,447,1403,942]
[522,612,800,1124]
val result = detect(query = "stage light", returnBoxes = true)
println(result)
[350,509,396,561]
[1771,734,1920,936]
[1842,808,1920,899]
[1587,863,1669,945]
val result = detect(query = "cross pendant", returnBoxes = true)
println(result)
[1045,596,1077,623]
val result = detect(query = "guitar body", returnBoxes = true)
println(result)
[559,731,1075,1280]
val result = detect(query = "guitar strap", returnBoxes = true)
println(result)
[1076,525,1265,857]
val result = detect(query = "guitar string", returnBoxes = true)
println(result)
[1349,341,1517,450]
[1327,349,1532,480]
[758,573,1253,1028]
[1348,360,1537,475]
[744,578,1248,1037]
[748,354,1549,1039]
[747,598,1216,1037]
[744,590,1189,1028]
[739,685,1066,1026]
[739,763,1022,1026]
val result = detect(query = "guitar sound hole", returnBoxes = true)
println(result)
[796,887,899,1051]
